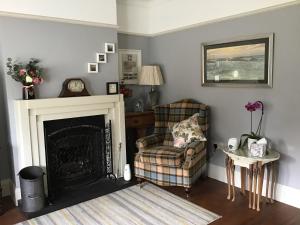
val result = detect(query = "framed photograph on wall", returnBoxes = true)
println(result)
[201,33,274,87]
[118,49,142,84]
[105,43,115,53]
[87,63,98,73]
[96,53,107,63]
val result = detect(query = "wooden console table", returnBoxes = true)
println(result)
[219,145,280,211]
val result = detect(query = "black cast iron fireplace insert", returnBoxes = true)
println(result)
[44,115,113,201]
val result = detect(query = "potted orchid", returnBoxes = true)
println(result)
[239,101,264,149]
[6,58,44,100]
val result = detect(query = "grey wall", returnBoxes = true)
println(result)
[119,4,300,189]
[117,33,151,111]
[0,16,118,184]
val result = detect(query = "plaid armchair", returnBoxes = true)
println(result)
[134,99,209,193]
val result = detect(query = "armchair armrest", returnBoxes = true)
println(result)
[136,134,164,149]
[183,140,206,169]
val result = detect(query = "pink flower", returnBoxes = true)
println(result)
[33,77,40,85]
[245,101,263,112]
[19,69,26,76]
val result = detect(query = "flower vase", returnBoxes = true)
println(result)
[23,85,35,100]
[248,138,257,150]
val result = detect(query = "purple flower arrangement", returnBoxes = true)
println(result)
[240,101,265,148]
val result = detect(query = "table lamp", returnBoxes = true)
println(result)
[139,65,164,109]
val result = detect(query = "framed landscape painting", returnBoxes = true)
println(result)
[201,33,274,87]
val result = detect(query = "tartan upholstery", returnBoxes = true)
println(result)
[135,99,209,188]
[138,145,185,167]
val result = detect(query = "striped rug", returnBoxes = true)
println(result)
[17,183,221,225]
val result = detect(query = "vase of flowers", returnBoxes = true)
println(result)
[240,101,264,149]
[6,58,44,100]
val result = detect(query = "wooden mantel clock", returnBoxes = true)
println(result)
[59,78,90,97]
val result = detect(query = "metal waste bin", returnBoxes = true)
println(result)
[19,166,45,212]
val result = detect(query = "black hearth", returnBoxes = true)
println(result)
[44,115,108,201]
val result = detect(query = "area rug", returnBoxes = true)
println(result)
[17,183,221,225]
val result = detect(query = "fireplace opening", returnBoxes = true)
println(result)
[44,115,107,201]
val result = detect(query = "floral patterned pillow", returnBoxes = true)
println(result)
[171,113,207,148]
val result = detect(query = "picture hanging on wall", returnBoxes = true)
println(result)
[118,49,142,84]
[201,33,274,87]
[96,53,107,63]
[87,63,98,73]
[105,43,115,53]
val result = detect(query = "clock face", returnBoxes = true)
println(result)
[68,80,84,92]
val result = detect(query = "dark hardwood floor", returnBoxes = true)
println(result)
[0,178,299,225]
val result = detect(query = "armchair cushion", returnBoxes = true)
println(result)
[170,113,207,148]
[136,134,164,149]
[137,145,185,167]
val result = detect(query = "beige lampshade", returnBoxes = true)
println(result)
[139,65,164,85]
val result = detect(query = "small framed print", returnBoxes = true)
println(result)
[96,53,107,63]
[105,43,115,53]
[118,49,142,84]
[88,63,98,73]
[106,82,119,95]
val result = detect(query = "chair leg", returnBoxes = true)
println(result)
[185,187,191,198]
[137,178,144,189]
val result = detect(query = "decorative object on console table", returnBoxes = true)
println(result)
[139,65,164,109]
[118,49,142,84]
[59,78,90,97]
[201,33,273,87]
[6,57,44,100]
[106,82,119,95]
[240,101,264,149]
[119,81,132,97]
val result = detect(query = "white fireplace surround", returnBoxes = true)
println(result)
[14,95,126,202]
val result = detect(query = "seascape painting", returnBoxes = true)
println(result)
[202,34,273,87]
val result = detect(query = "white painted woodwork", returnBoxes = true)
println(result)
[117,0,298,35]
[13,95,126,202]
[0,0,117,27]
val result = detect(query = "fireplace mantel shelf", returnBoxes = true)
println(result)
[14,94,126,204]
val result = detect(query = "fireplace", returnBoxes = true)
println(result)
[44,115,108,200]
[13,95,126,204]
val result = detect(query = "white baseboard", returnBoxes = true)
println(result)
[207,163,300,209]
[1,179,12,197]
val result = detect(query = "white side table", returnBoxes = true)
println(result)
[218,144,280,211]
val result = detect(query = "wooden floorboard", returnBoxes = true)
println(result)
[0,178,299,225]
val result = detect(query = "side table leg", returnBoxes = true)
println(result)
[266,163,271,203]
[248,164,253,209]
[226,156,231,200]
[252,162,258,210]
[270,162,277,203]
[257,162,264,211]
[231,161,235,202]
[240,167,246,195]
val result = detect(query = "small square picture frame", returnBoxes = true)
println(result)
[106,82,119,95]
[96,53,107,63]
[105,43,115,53]
[88,63,98,73]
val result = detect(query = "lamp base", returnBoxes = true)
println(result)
[149,90,159,109]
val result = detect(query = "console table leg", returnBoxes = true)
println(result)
[252,162,258,210]
[248,164,253,209]
[270,162,277,203]
[266,163,271,203]
[257,162,264,211]
[226,156,231,200]
[240,167,246,195]
[231,162,235,202]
